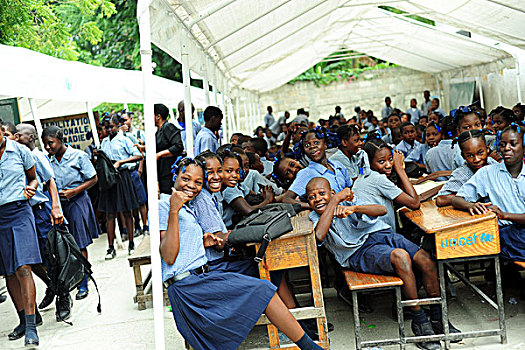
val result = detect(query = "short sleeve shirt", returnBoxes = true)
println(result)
[424,140,463,180]
[189,189,227,262]
[221,183,251,228]
[456,162,525,226]
[395,140,421,158]
[289,159,352,197]
[158,194,207,281]
[194,127,219,156]
[0,138,35,206]
[30,148,55,206]
[100,132,141,169]
[405,143,429,164]
[309,201,390,267]
[49,146,97,191]
[353,170,403,230]
[329,149,360,179]
[438,158,498,197]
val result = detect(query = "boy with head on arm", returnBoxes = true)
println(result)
[307,177,460,350]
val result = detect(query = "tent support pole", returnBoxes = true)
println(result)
[137,1,166,349]
[214,67,219,106]
[235,97,240,132]
[86,101,100,147]
[28,98,44,151]
[182,33,194,157]
[515,56,522,103]
[476,77,485,108]
[243,98,249,135]
[222,80,228,142]
[203,59,210,106]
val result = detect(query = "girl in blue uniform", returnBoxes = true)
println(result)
[42,126,100,300]
[453,123,525,261]
[160,157,322,350]
[98,115,143,257]
[436,130,497,207]
[0,121,40,346]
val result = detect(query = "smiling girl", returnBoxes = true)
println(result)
[159,157,323,350]
[453,123,525,261]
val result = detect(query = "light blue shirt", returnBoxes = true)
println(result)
[176,120,201,150]
[243,170,282,195]
[264,113,275,128]
[259,157,274,177]
[456,162,525,226]
[49,146,97,191]
[128,127,145,142]
[101,132,141,170]
[364,121,378,132]
[438,158,498,197]
[329,149,360,179]
[405,143,430,164]
[406,108,423,125]
[424,140,463,180]
[222,183,251,228]
[309,200,390,267]
[189,189,227,262]
[353,170,403,230]
[158,194,207,281]
[30,148,55,206]
[194,126,219,156]
[0,138,35,206]
[382,105,393,120]
[395,140,421,158]
[289,159,352,197]
[382,133,393,145]
[421,100,432,116]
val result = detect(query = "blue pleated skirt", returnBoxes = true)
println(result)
[0,200,42,276]
[168,270,277,350]
[62,191,100,249]
[98,169,140,213]
[130,170,147,205]
[33,203,54,256]
[499,224,525,261]
[208,257,284,287]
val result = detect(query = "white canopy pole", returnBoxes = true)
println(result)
[182,34,194,157]
[476,77,485,109]
[86,101,100,148]
[124,103,129,111]
[243,97,249,135]
[137,1,166,349]
[28,98,44,151]
[203,58,210,106]
[235,97,240,133]
[222,79,228,143]
[214,66,219,107]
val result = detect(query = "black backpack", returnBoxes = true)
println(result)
[227,203,300,262]
[44,226,101,321]
[95,150,119,191]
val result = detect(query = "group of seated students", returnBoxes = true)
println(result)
[158,101,525,350]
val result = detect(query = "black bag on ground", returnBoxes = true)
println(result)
[95,150,119,191]
[228,203,299,262]
[44,226,101,319]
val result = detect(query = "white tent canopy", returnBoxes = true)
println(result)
[145,0,525,94]
[0,44,212,117]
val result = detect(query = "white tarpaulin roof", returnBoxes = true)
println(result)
[0,44,211,118]
[146,0,524,93]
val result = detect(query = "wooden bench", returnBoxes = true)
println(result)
[343,270,405,350]
[128,236,169,310]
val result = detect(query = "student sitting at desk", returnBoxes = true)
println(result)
[436,130,497,207]
[159,157,323,350]
[307,177,460,350]
[452,123,525,261]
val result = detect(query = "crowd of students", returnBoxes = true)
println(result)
[1,93,525,349]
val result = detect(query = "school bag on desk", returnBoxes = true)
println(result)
[95,149,119,191]
[227,203,301,262]
[44,225,101,323]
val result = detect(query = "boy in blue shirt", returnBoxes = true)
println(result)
[306,177,460,350]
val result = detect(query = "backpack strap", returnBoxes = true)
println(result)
[68,246,102,314]
[253,233,271,263]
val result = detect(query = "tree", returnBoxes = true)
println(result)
[0,0,116,60]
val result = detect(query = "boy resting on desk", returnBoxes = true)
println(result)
[306,177,460,350]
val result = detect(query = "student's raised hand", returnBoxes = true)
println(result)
[392,150,405,170]
[468,202,491,216]
[23,185,36,199]
[288,122,299,134]
[334,205,355,218]
[203,232,224,248]
[170,189,191,212]
[335,187,354,203]
[261,185,275,203]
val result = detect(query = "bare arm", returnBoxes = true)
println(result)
[160,190,189,265]
[451,196,491,215]
[435,194,455,207]
[59,175,98,200]
[412,170,453,185]
[114,155,142,168]
[23,166,38,199]
[47,177,64,225]
[230,186,274,216]
[393,150,420,210]
[282,189,311,209]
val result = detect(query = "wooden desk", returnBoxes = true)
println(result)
[401,201,506,349]
[254,210,329,350]
[128,236,169,310]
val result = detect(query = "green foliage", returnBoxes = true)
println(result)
[378,5,435,26]
[0,0,115,60]
[289,51,395,87]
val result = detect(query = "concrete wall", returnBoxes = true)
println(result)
[255,66,437,124]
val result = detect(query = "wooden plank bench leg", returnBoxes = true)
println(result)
[395,287,406,350]
[132,264,146,310]
[351,290,362,350]
[258,256,280,348]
